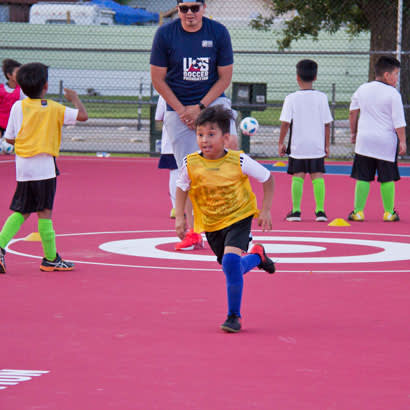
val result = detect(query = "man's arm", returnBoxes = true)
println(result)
[349,109,360,144]
[150,65,185,115]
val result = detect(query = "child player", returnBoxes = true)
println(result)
[348,56,406,222]
[0,63,88,274]
[175,105,275,333]
[0,59,25,138]
[278,59,333,222]
[156,95,179,219]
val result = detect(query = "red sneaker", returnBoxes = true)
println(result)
[175,229,204,251]
[249,243,276,274]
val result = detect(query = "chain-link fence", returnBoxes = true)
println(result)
[0,0,408,158]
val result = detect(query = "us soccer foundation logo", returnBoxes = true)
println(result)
[183,57,209,81]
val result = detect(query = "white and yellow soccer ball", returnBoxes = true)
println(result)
[239,117,259,136]
[1,139,14,155]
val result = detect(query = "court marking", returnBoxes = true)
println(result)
[6,229,410,274]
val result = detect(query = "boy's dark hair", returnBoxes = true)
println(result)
[196,105,233,135]
[16,62,48,98]
[296,59,318,82]
[375,56,400,77]
[2,58,22,80]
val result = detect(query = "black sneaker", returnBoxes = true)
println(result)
[40,253,74,272]
[249,243,276,274]
[315,211,328,222]
[0,247,6,274]
[286,210,301,221]
[221,314,242,333]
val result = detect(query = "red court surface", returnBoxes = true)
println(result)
[1,155,410,410]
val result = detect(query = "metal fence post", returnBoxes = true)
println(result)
[331,83,336,145]
[59,80,63,103]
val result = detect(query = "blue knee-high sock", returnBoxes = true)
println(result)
[222,253,244,317]
[240,253,261,275]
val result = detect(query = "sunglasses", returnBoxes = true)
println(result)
[178,5,201,13]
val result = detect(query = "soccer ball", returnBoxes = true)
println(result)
[240,117,259,136]
[1,139,14,155]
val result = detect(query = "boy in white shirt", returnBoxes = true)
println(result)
[278,59,333,222]
[349,56,407,222]
[0,63,88,274]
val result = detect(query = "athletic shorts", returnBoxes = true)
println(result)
[0,127,5,137]
[164,96,237,169]
[350,153,400,182]
[158,154,178,170]
[287,157,325,175]
[10,177,57,214]
[205,216,253,265]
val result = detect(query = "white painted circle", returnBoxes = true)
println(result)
[98,235,410,264]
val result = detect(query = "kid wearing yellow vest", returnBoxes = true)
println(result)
[175,105,275,333]
[0,63,88,274]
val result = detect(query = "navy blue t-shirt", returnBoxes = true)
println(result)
[150,17,233,107]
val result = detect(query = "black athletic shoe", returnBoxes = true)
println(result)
[249,243,276,274]
[315,211,328,222]
[286,210,301,221]
[0,247,6,274]
[221,314,242,333]
[40,254,74,272]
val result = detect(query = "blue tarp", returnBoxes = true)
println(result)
[91,0,159,25]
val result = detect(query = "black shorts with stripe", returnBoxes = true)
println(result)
[205,216,253,265]
[10,177,57,214]
[350,153,400,182]
[287,157,326,175]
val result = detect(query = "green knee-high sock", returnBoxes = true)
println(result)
[354,180,370,212]
[38,219,56,261]
[291,176,304,212]
[380,181,395,213]
[0,212,25,249]
[312,177,325,213]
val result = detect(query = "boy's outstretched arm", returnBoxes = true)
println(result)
[64,88,88,122]
[175,187,188,240]
[349,109,359,143]
[278,122,290,156]
[258,174,274,231]
[325,123,330,157]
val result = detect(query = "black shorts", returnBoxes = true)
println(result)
[0,127,5,137]
[205,216,253,265]
[158,154,178,170]
[287,157,325,175]
[10,178,57,214]
[350,153,400,182]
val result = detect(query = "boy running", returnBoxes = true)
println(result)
[0,63,88,274]
[175,105,275,333]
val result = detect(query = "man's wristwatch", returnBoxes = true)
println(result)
[198,102,206,110]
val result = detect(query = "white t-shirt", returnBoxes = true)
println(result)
[5,101,78,181]
[155,96,173,155]
[350,81,406,162]
[177,151,271,192]
[280,90,333,159]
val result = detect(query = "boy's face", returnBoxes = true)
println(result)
[196,122,229,160]
[384,67,400,87]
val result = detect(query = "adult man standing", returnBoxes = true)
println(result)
[150,0,237,250]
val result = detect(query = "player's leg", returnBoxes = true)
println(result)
[377,158,400,221]
[0,181,32,273]
[311,159,327,221]
[349,154,375,221]
[286,158,305,221]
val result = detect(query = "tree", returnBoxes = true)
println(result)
[251,0,410,151]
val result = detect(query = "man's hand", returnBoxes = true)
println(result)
[179,105,201,129]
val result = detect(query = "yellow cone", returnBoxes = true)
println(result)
[24,232,42,241]
[274,161,286,167]
[328,218,350,227]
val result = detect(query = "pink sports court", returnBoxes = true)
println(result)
[1,156,410,410]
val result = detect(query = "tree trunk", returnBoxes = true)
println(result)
[364,0,410,153]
